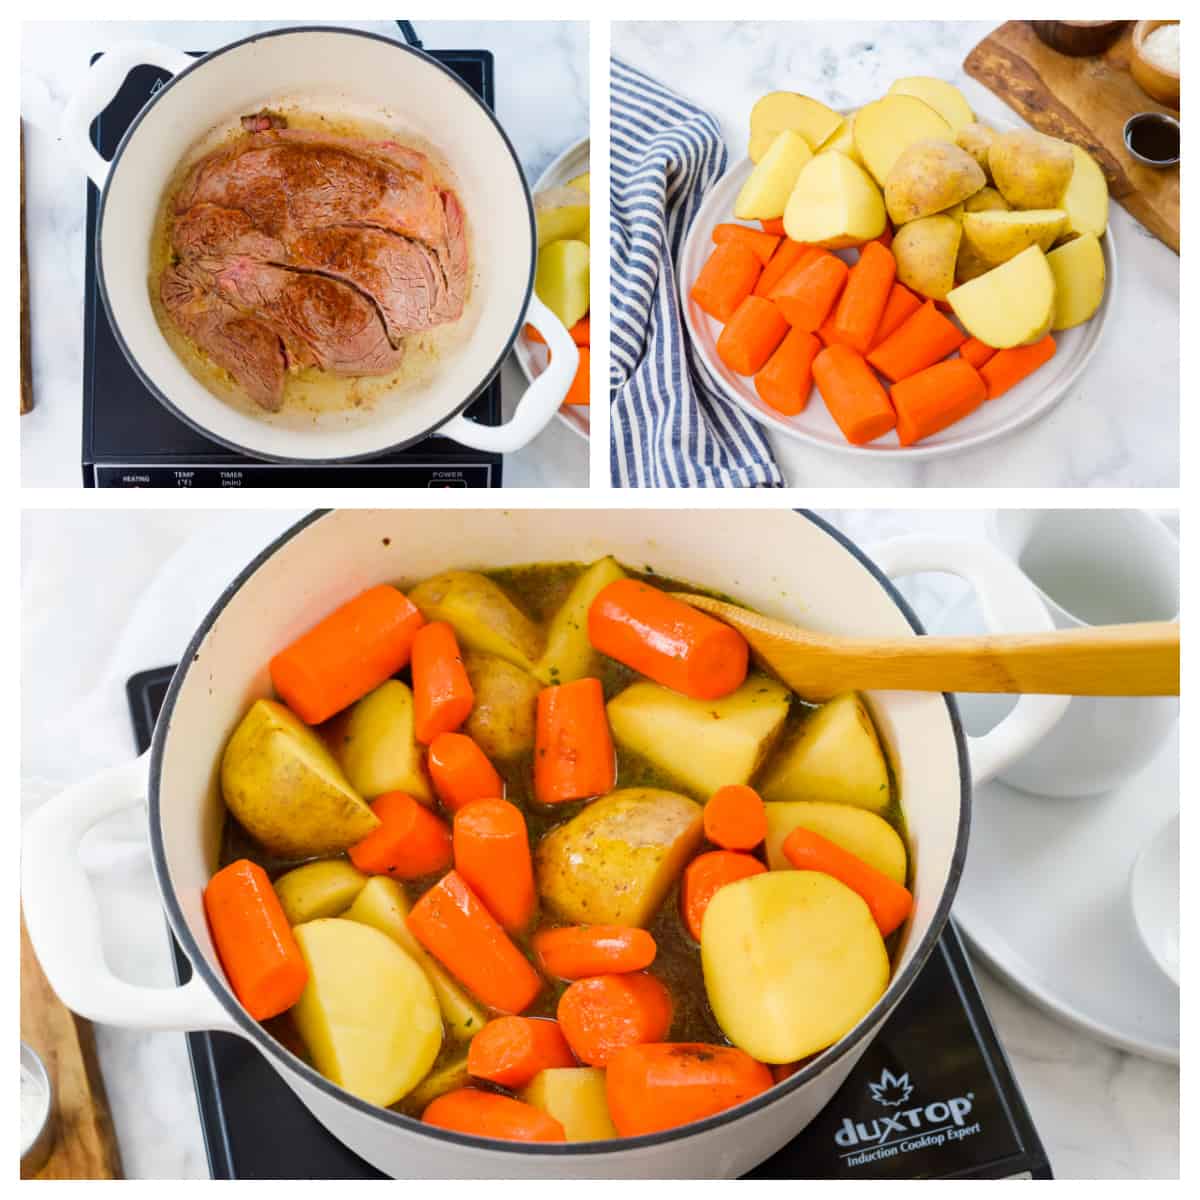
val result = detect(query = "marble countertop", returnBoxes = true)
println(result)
[20,509,1178,1179]
[611,21,1179,488]
[19,19,589,488]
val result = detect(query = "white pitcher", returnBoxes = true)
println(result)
[987,509,1179,797]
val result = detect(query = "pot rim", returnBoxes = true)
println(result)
[94,26,536,465]
[148,509,971,1158]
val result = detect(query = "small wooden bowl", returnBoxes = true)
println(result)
[1031,20,1127,57]
[1130,20,1180,109]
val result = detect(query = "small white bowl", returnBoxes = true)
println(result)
[1129,812,1180,986]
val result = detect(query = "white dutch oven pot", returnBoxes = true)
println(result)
[61,27,576,462]
[23,511,1067,1178]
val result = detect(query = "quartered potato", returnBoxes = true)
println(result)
[326,680,432,803]
[962,209,1067,265]
[522,1067,618,1141]
[757,693,892,812]
[463,652,541,761]
[749,91,843,161]
[734,129,812,221]
[763,801,908,883]
[408,570,544,672]
[887,76,974,132]
[274,859,367,926]
[407,1050,472,1112]
[221,699,378,859]
[816,112,862,166]
[884,139,985,225]
[534,556,627,685]
[947,244,1055,347]
[607,675,791,799]
[1061,144,1109,239]
[535,238,590,329]
[988,130,1075,210]
[853,94,952,186]
[292,919,443,1107]
[1047,234,1106,330]
[891,213,962,300]
[344,876,486,1041]
[536,788,704,926]
[535,185,590,248]
[783,152,886,250]
[702,871,889,1063]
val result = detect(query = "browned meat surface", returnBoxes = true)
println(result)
[160,265,287,410]
[162,127,469,410]
[174,130,447,246]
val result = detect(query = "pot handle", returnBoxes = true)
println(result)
[438,294,579,453]
[61,41,196,189]
[867,535,1070,785]
[22,752,237,1033]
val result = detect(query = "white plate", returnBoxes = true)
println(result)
[678,126,1116,460]
[515,136,590,441]
[1130,813,1180,987]
[932,595,1179,1063]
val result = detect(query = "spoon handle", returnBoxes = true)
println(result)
[799,622,1180,696]
[679,596,1179,696]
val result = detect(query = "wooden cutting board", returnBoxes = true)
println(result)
[964,21,1179,252]
[21,914,123,1179]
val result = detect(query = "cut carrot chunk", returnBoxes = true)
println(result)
[867,300,966,383]
[769,251,849,332]
[891,358,987,446]
[980,335,1057,400]
[704,784,767,851]
[427,732,504,813]
[717,295,790,375]
[534,677,616,805]
[557,973,673,1067]
[269,585,424,725]
[754,241,818,299]
[812,344,897,445]
[783,826,913,936]
[712,222,782,266]
[681,850,766,941]
[467,1017,576,1089]
[831,241,896,354]
[563,346,591,407]
[422,1089,566,1142]
[348,791,452,878]
[869,283,923,349]
[588,578,748,700]
[533,925,657,980]
[454,798,536,934]
[959,336,996,370]
[755,327,820,416]
[412,621,474,745]
[690,241,762,323]
[204,859,307,1020]
[407,871,543,1014]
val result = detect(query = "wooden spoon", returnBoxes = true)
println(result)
[677,594,1179,700]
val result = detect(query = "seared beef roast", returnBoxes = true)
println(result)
[160,123,468,410]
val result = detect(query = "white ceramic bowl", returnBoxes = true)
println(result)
[23,511,1066,1177]
[679,120,1115,461]
[514,136,592,442]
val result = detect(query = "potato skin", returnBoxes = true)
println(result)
[536,788,704,927]
[884,139,985,225]
[463,652,540,761]
[988,130,1074,210]
[274,859,367,925]
[955,122,997,178]
[891,214,962,300]
[221,699,378,859]
[963,185,1011,214]
[408,570,543,671]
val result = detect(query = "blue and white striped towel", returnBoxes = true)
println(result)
[610,58,783,488]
